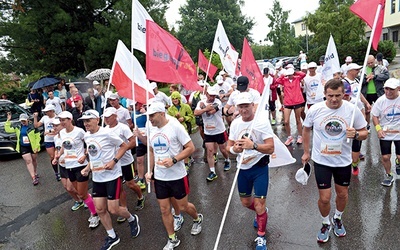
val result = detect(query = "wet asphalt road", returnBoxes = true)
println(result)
[1,109,400,250]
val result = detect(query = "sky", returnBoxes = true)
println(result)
[165,0,320,44]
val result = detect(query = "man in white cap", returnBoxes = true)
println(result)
[214,75,232,106]
[303,62,324,108]
[108,93,134,130]
[302,79,368,243]
[219,70,235,88]
[298,50,307,68]
[340,56,353,77]
[145,102,203,249]
[371,78,400,187]
[150,82,172,108]
[226,91,274,250]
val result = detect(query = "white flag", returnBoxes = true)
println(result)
[321,35,340,82]
[212,20,239,77]
[132,0,153,53]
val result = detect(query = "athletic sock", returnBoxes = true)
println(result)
[210,167,215,173]
[334,209,343,219]
[256,211,268,236]
[168,233,176,240]
[322,215,331,225]
[83,195,97,215]
[107,229,116,239]
[127,214,135,223]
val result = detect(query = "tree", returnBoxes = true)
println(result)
[266,0,296,57]
[176,0,254,60]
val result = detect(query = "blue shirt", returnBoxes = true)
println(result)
[20,125,30,146]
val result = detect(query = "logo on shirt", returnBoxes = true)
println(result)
[320,116,347,140]
[87,140,102,158]
[151,133,170,154]
[62,138,73,150]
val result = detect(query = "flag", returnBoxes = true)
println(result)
[132,0,153,53]
[146,20,199,91]
[110,40,154,104]
[321,35,340,83]
[212,20,239,77]
[350,0,385,50]
[240,37,264,93]
[198,50,218,82]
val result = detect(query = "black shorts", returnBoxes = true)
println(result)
[379,140,400,155]
[121,163,134,182]
[284,103,305,109]
[277,87,282,96]
[366,93,378,105]
[154,176,190,200]
[352,140,362,153]
[268,100,276,112]
[136,144,147,157]
[20,145,34,155]
[67,165,89,182]
[204,131,228,144]
[314,162,351,189]
[59,165,69,179]
[92,177,122,200]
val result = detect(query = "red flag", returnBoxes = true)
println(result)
[110,40,154,104]
[240,37,264,93]
[198,50,218,82]
[146,20,199,91]
[350,0,385,50]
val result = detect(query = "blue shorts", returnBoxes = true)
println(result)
[237,165,269,198]
[45,142,55,148]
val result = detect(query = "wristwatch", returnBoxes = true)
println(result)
[112,157,119,163]
[253,142,258,150]
[354,131,359,140]
[172,157,178,164]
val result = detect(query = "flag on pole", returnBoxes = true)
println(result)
[132,0,153,53]
[110,40,154,104]
[321,35,340,82]
[350,0,385,50]
[198,50,218,82]
[240,37,264,93]
[212,20,239,77]
[146,20,199,91]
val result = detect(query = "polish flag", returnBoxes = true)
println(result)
[350,0,385,50]
[198,49,218,82]
[240,37,264,93]
[110,40,154,104]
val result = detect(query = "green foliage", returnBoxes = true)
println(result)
[176,0,254,60]
[199,49,222,81]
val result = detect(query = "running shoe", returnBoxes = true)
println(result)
[32,177,39,186]
[332,217,346,237]
[206,172,218,182]
[284,136,293,146]
[381,173,394,187]
[214,153,218,164]
[317,223,331,243]
[88,215,100,228]
[135,196,145,211]
[117,216,126,223]
[224,161,231,171]
[191,213,203,235]
[55,173,61,181]
[253,207,269,228]
[129,214,140,238]
[271,118,276,126]
[296,136,303,144]
[173,214,184,232]
[100,235,120,250]
[367,125,371,134]
[163,237,180,250]
[137,180,146,190]
[359,153,365,160]
[71,201,84,211]
[254,236,267,250]
[396,158,400,175]
[351,161,360,176]
[189,156,195,164]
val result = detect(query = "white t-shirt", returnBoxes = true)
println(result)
[224,77,235,88]
[371,95,400,141]
[304,101,367,166]
[59,127,88,169]
[154,92,172,106]
[149,119,191,181]
[227,88,261,106]
[344,77,361,99]
[341,63,350,77]
[46,97,63,114]
[107,122,134,165]
[214,83,232,104]
[196,98,225,135]
[54,134,65,167]
[39,116,56,143]
[84,127,123,182]
[116,106,131,126]
[229,118,274,170]
[348,98,364,111]
[304,73,324,104]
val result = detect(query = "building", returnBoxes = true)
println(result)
[292,17,314,38]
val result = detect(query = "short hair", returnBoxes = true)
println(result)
[324,79,344,93]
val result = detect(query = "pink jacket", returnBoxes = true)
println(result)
[275,71,306,106]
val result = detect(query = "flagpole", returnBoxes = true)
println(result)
[213,82,271,250]
[204,50,215,86]
[347,3,382,143]
[131,0,139,146]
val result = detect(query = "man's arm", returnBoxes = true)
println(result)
[301,126,312,164]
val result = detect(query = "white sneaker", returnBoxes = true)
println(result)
[173,214,184,232]
[163,237,180,250]
[191,213,203,235]
[88,215,100,228]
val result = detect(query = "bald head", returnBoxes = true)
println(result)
[367,55,375,67]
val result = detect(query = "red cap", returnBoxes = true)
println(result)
[73,95,82,101]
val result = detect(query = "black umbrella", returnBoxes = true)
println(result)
[32,76,60,90]
[26,81,36,88]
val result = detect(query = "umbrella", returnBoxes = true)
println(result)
[32,76,60,90]
[26,81,36,88]
[86,68,111,81]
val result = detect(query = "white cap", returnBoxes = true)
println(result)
[93,80,100,85]
[216,75,224,84]
[308,62,318,68]
[147,102,165,115]
[51,118,61,125]
[19,113,29,121]
[150,82,158,89]
[285,64,294,69]
[42,105,56,112]
[347,63,362,71]
[275,62,283,68]
[58,111,73,119]
[108,93,119,100]
[78,110,100,120]
[207,86,218,96]
[345,56,353,63]
[102,107,117,118]
[285,68,295,76]
[197,80,206,86]
[295,162,312,185]
[235,92,253,105]
[383,78,400,89]
[301,63,308,70]
[219,70,227,76]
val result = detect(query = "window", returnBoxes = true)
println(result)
[301,23,306,31]
[383,33,388,40]
[393,31,399,43]
[391,0,395,14]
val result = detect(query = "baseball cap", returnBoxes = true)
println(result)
[285,64,294,69]
[102,107,117,118]
[319,55,325,62]
[285,68,295,76]
[275,61,283,68]
[343,81,352,95]
[235,92,253,105]
[295,162,312,185]
[236,76,249,91]
[147,102,165,115]
[51,118,61,125]
[308,62,318,68]
[58,111,73,119]
[73,95,82,102]
[301,63,308,70]
[150,82,158,89]
[384,78,400,89]
[345,56,353,63]
[19,113,29,121]
[207,86,218,96]
[347,63,362,71]
[197,80,206,87]
[78,110,100,120]
[216,75,224,84]
[107,93,119,100]
[263,68,269,75]
[42,105,55,112]
[93,80,100,85]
